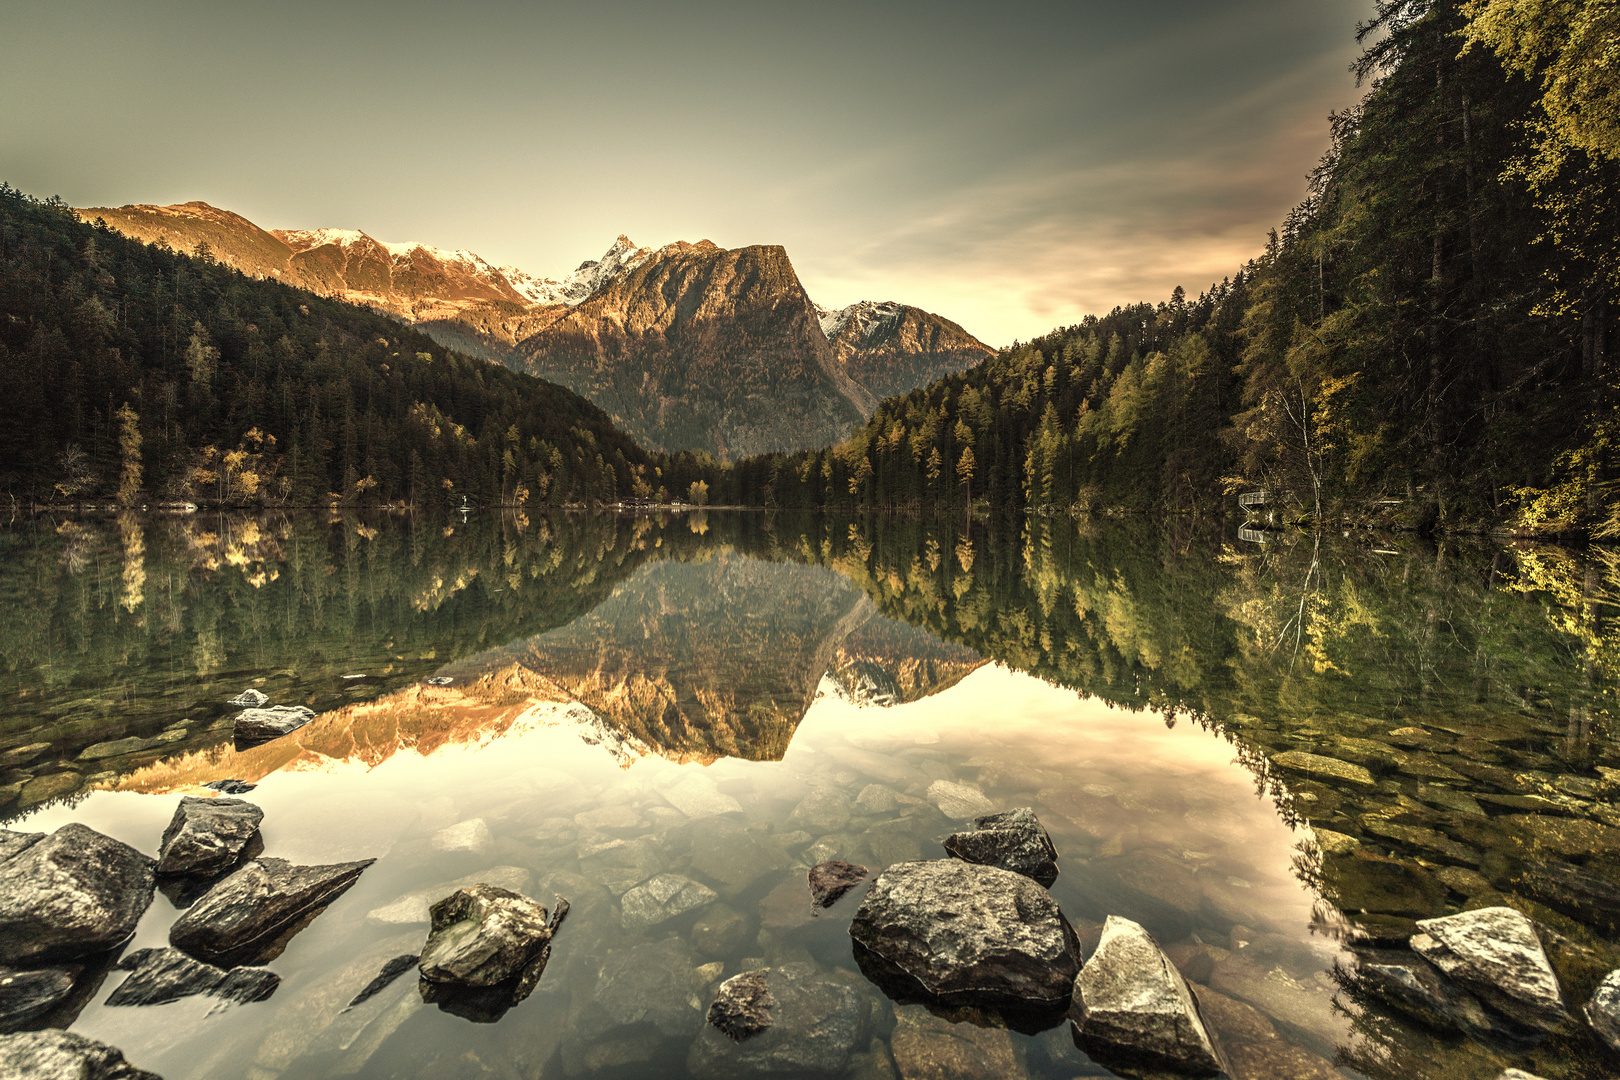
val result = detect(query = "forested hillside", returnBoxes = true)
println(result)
[727,0,1619,534]
[0,187,720,506]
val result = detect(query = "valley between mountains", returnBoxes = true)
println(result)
[81,201,993,459]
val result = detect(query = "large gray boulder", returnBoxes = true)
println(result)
[0,1029,160,1080]
[168,856,374,967]
[0,966,77,1033]
[0,833,42,865]
[687,964,866,1078]
[1071,915,1225,1075]
[1585,968,1620,1052]
[105,947,278,1009]
[418,884,558,1000]
[0,824,155,965]
[1411,907,1568,1031]
[155,797,263,877]
[942,807,1059,886]
[233,705,315,742]
[848,859,1078,1012]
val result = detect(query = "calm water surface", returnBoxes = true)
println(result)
[3,510,1617,1080]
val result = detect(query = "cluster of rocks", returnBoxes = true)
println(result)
[0,791,375,1079]
[228,687,316,745]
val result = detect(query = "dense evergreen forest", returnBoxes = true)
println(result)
[0,187,723,507]
[726,0,1620,535]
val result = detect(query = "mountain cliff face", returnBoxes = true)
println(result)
[80,201,993,458]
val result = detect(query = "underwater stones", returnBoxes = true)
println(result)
[889,1009,1023,1080]
[1070,916,1225,1076]
[663,774,743,819]
[1222,1040,1340,1080]
[1357,818,1480,865]
[1207,955,1342,1042]
[1583,968,1620,1052]
[1270,751,1376,788]
[1347,950,1496,1036]
[227,689,270,708]
[1506,814,1620,858]
[689,821,788,893]
[692,904,752,955]
[430,818,493,854]
[620,874,717,931]
[689,965,865,1077]
[200,779,254,795]
[1515,858,1620,931]
[418,884,559,1001]
[562,937,705,1074]
[1079,850,1203,942]
[1321,851,1445,917]
[0,965,77,1033]
[789,788,853,832]
[0,1029,160,1080]
[105,947,278,1008]
[18,773,81,807]
[943,808,1059,887]
[925,780,996,819]
[849,860,1078,1012]
[155,797,263,877]
[855,784,901,814]
[0,824,155,965]
[1411,907,1568,1031]
[1311,829,1360,857]
[808,861,871,910]
[233,705,316,743]
[169,857,374,967]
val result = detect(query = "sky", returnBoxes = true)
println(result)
[2,0,1374,346]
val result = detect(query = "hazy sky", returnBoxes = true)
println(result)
[4,0,1373,346]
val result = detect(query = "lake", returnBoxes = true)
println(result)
[3,509,1617,1080]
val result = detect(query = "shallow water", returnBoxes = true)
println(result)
[4,510,1618,1079]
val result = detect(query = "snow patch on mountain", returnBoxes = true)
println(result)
[815,300,906,342]
[278,228,371,251]
[499,234,653,307]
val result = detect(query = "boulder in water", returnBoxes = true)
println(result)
[808,861,870,910]
[0,824,154,965]
[688,964,866,1078]
[168,857,374,967]
[0,1029,160,1080]
[418,884,564,1018]
[943,807,1059,886]
[233,706,315,743]
[1411,907,1568,1031]
[155,797,263,877]
[105,947,278,1009]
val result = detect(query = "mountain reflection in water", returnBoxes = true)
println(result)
[4,510,1620,1078]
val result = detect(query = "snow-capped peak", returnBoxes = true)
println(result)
[499,235,654,307]
[278,227,371,251]
[815,300,906,341]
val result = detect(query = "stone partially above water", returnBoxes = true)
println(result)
[0,965,77,1033]
[849,859,1078,1012]
[808,861,870,910]
[419,884,559,1001]
[1411,907,1568,1031]
[688,964,865,1078]
[169,857,374,967]
[943,807,1059,887]
[155,797,263,877]
[0,824,155,965]
[705,970,773,1041]
[0,1029,160,1080]
[1071,915,1225,1076]
[233,706,315,743]
[226,689,269,708]
[106,947,278,1009]
[1584,968,1620,1052]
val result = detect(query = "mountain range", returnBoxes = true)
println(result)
[79,201,993,458]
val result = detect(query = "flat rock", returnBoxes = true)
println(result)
[1071,915,1225,1075]
[155,796,263,877]
[430,818,492,854]
[688,964,865,1078]
[169,856,374,967]
[663,774,743,819]
[0,965,77,1033]
[0,823,155,965]
[849,859,1078,1013]
[943,807,1058,886]
[621,874,717,930]
[890,1008,1022,1080]
[1412,907,1567,1031]
[0,834,41,865]
[1584,967,1620,1052]
[808,861,871,909]
[0,1029,160,1080]
[227,689,270,708]
[233,705,315,743]
[419,884,554,998]
[106,947,278,1008]
[926,780,996,819]
[1270,751,1375,788]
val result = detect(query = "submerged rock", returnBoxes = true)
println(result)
[344,954,419,1012]
[1347,950,1511,1041]
[169,857,374,967]
[1584,968,1620,1052]
[1070,915,1225,1075]
[620,874,717,931]
[0,1029,160,1080]
[1411,907,1568,1032]
[562,936,706,1073]
[688,964,865,1078]
[105,947,278,1009]
[808,861,871,910]
[1515,859,1620,932]
[155,797,263,877]
[1270,751,1376,788]
[233,706,315,743]
[0,965,77,1033]
[0,824,155,965]
[226,689,270,708]
[926,780,997,819]
[418,884,557,1000]
[943,807,1059,887]
[849,859,1078,1013]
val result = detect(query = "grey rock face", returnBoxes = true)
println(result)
[943,807,1059,887]
[0,834,42,865]
[1412,907,1568,1031]
[419,884,554,999]
[1071,915,1225,1075]
[233,705,315,742]
[226,689,269,708]
[619,874,716,931]
[0,966,77,1033]
[105,947,278,1008]
[155,797,263,877]
[169,857,374,967]
[1585,968,1620,1052]
[0,1029,160,1080]
[0,824,155,965]
[688,964,865,1078]
[849,860,1078,1011]
[808,861,870,910]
